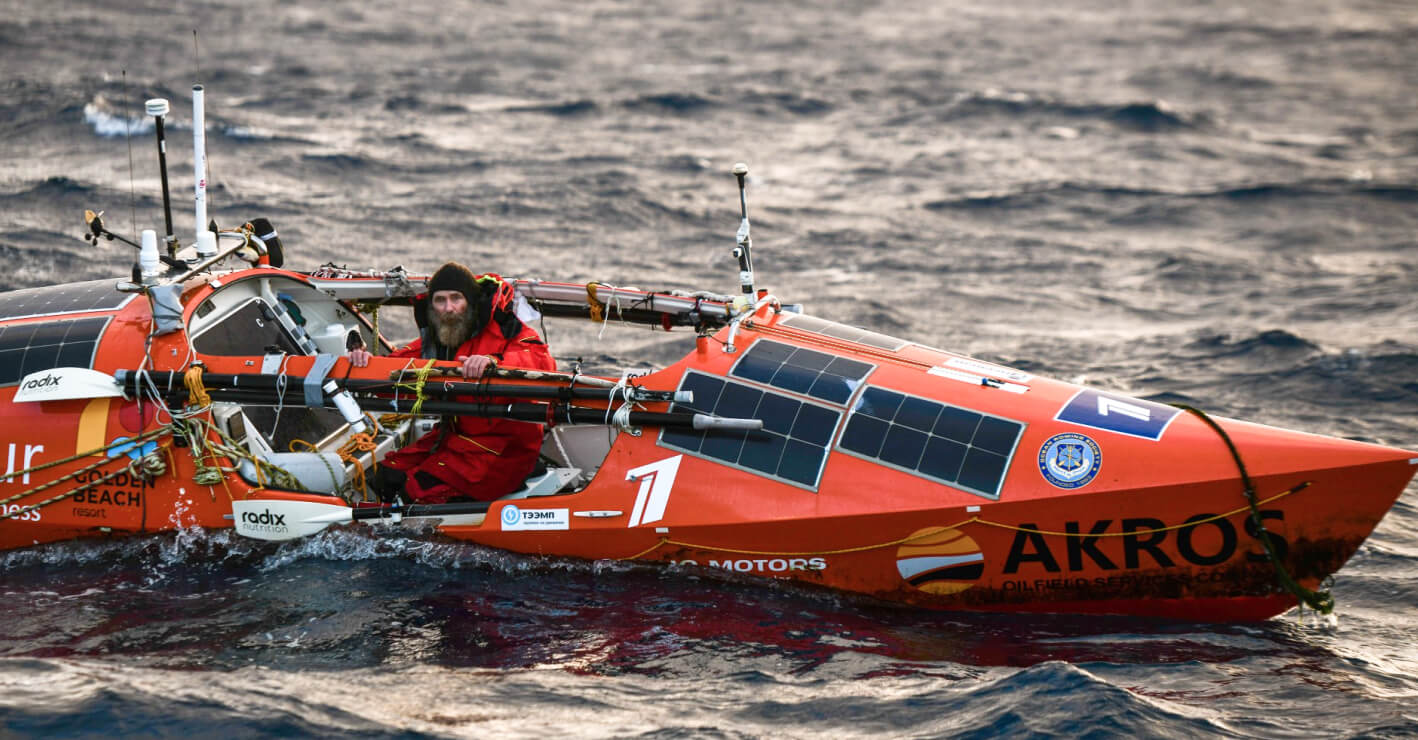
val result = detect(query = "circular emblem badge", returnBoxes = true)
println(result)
[896,527,984,596]
[500,504,522,527]
[1038,433,1101,489]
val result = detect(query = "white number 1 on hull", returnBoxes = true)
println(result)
[626,455,682,527]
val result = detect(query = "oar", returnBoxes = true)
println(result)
[118,369,690,403]
[231,498,490,541]
[124,379,759,431]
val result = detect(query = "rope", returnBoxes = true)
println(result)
[183,365,211,408]
[186,415,299,491]
[338,431,379,495]
[586,283,605,323]
[0,441,173,521]
[0,426,169,508]
[618,481,1316,580]
[392,359,438,417]
[967,482,1310,538]
[1172,404,1335,615]
[129,450,168,480]
[620,521,977,561]
[269,354,291,439]
[596,284,620,340]
[355,301,383,350]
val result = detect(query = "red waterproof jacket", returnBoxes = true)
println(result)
[381,314,555,503]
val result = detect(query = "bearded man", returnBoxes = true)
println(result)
[349,262,556,503]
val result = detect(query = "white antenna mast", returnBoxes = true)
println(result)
[192,84,216,257]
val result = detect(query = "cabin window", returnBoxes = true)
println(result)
[190,295,346,451]
[837,386,1024,499]
[660,371,841,490]
[191,298,304,356]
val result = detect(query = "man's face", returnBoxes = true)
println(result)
[431,289,469,319]
[429,289,475,347]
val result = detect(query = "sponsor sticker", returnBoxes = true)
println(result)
[1055,388,1181,441]
[626,455,682,528]
[499,504,569,531]
[928,366,1028,394]
[897,527,984,595]
[12,367,123,403]
[942,356,1033,384]
[1038,432,1101,489]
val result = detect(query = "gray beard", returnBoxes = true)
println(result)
[429,305,474,350]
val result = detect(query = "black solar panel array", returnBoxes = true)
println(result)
[0,280,133,321]
[0,316,111,385]
[729,339,873,405]
[661,371,843,489]
[777,313,909,351]
[839,387,1024,498]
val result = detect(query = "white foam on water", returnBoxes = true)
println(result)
[83,103,154,138]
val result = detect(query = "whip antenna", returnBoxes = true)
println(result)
[145,97,176,256]
[731,162,755,297]
[122,71,138,244]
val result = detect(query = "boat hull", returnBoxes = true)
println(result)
[439,448,1414,622]
[1,268,1413,622]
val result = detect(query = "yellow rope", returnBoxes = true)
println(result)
[395,360,437,416]
[184,365,211,408]
[618,483,1310,561]
[338,431,379,495]
[969,483,1310,538]
[587,283,605,323]
[621,537,672,561]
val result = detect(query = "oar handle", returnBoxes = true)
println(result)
[350,500,490,521]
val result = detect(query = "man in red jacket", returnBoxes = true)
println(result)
[349,262,555,503]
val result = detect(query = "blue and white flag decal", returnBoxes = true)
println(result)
[1054,389,1181,441]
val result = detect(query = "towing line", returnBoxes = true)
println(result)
[620,481,1312,560]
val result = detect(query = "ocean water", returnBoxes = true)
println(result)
[2,0,1417,736]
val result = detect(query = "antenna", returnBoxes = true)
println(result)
[731,162,755,297]
[122,71,138,244]
[192,84,215,257]
[145,97,177,257]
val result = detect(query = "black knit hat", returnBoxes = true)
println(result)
[427,262,481,306]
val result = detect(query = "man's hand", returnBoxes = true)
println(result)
[348,348,373,367]
[457,354,497,378]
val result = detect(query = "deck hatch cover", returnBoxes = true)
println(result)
[776,313,910,351]
[659,371,841,490]
[729,338,872,406]
[0,280,134,321]
[838,386,1024,499]
[0,316,110,386]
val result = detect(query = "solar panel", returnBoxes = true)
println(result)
[0,316,110,386]
[777,313,910,351]
[0,280,134,321]
[730,339,873,406]
[838,386,1024,498]
[660,371,842,490]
